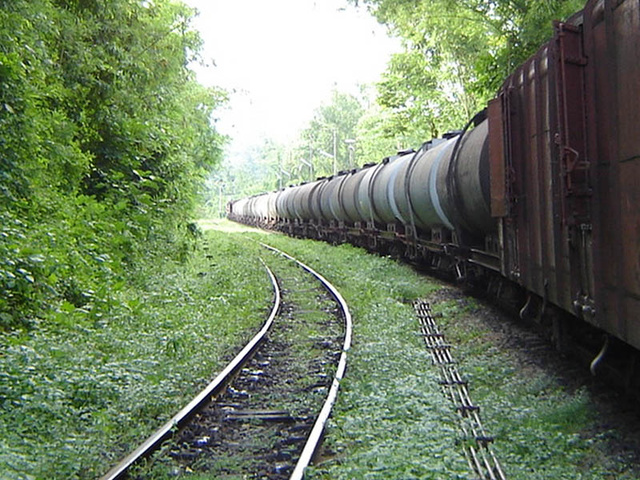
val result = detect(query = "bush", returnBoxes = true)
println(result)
[0,0,226,331]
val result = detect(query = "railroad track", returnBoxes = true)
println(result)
[414,300,506,480]
[101,244,352,479]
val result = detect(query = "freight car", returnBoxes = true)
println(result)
[228,0,640,389]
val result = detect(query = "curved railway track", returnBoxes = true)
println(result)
[260,243,353,480]
[101,245,352,479]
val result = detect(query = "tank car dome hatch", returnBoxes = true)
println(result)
[397,148,416,156]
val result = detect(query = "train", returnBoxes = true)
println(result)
[227,0,640,389]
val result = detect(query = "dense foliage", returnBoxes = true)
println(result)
[299,90,365,177]
[0,0,226,330]
[0,225,270,478]
[357,0,585,141]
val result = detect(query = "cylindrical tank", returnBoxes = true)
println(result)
[284,186,299,220]
[356,164,383,224]
[232,198,248,217]
[290,184,306,220]
[273,190,284,219]
[254,194,269,220]
[401,119,494,235]
[308,178,328,220]
[405,138,458,231]
[319,172,349,222]
[390,153,416,225]
[370,153,412,225]
[292,180,323,220]
[446,119,493,234]
[329,172,350,222]
[276,187,295,220]
[318,176,338,221]
[267,192,278,220]
[248,196,258,218]
[341,167,370,223]
[248,197,257,218]
[238,119,493,235]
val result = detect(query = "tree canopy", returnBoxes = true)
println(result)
[215,0,588,208]
[299,90,365,177]
[215,90,366,207]
[354,0,584,139]
[0,0,226,330]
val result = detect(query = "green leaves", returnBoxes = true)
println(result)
[300,90,365,177]
[350,0,584,142]
[0,228,272,479]
[0,0,227,332]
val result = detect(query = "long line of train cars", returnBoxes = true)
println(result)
[228,0,640,390]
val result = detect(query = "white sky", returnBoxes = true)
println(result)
[182,0,400,159]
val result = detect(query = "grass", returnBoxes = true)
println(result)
[0,223,271,479]
[241,229,471,478]
[430,296,640,479]
[3,218,638,479]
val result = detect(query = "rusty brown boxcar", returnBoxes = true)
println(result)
[488,0,640,350]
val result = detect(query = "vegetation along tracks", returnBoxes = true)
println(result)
[101,242,351,479]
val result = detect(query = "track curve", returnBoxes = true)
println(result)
[100,260,281,480]
[260,242,353,480]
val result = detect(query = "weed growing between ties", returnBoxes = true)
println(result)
[5,218,638,479]
[236,227,472,478]
[134,246,345,478]
[1,226,271,479]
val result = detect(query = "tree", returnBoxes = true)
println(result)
[351,0,584,141]
[354,104,410,164]
[0,0,227,330]
[297,90,365,177]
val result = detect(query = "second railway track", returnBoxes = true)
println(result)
[101,243,351,479]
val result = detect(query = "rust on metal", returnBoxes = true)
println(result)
[487,98,507,218]
[582,0,640,347]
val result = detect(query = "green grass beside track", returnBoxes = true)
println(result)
[2,219,637,479]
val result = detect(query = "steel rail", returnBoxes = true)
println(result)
[414,300,506,480]
[260,243,352,480]
[100,260,281,480]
